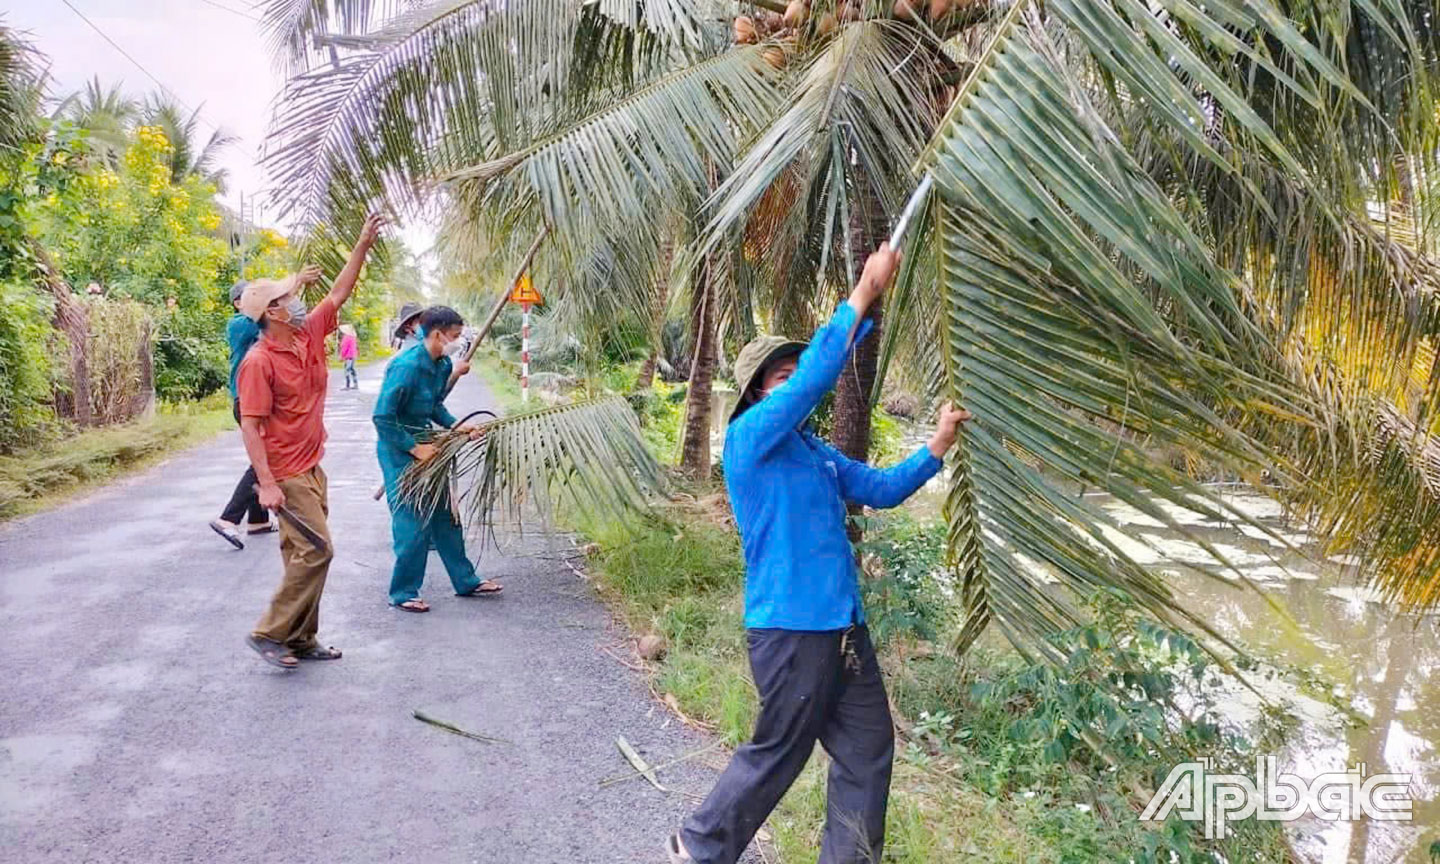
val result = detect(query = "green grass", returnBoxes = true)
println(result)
[0,391,232,520]
[472,347,526,414]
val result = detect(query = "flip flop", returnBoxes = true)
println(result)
[246,520,280,535]
[394,599,430,613]
[246,634,298,669]
[666,834,694,863]
[294,644,342,661]
[458,580,503,597]
[210,520,244,550]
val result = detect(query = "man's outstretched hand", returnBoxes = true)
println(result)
[927,401,972,459]
[357,212,384,249]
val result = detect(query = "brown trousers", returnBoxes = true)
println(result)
[252,465,334,651]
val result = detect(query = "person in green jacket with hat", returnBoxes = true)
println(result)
[373,305,503,612]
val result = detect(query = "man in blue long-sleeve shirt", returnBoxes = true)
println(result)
[373,305,501,612]
[668,245,970,864]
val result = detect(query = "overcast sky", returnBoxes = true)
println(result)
[8,0,436,280]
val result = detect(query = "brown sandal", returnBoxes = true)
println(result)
[395,598,430,613]
[294,644,342,660]
[246,634,298,669]
[458,580,503,597]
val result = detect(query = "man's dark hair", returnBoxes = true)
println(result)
[419,305,464,333]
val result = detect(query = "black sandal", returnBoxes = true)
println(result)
[246,634,298,669]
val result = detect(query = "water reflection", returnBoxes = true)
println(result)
[1126,491,1439,864]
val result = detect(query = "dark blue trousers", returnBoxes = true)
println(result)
[681,625,893,864]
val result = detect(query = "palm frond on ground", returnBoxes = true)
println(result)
[398,397,665,546]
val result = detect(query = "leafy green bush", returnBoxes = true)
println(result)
[888,596,1291,862]
[855,511,949,647]
[627,378,685,464]
[0,279,56,452]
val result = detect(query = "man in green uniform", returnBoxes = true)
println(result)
[373,306,502,612]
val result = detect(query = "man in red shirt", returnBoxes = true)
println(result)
[236,214,383,670]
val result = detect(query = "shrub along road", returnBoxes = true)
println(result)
[0,366,740,863]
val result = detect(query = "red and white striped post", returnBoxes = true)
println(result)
[521,301,531,403]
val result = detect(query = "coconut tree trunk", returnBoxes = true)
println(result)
[832,304,882,463]
[634,236,673,392]
[831,173,888,538]
[635,350,660,391]
[679,255,718,478]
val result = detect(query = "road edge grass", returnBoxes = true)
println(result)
[0,393,232,521]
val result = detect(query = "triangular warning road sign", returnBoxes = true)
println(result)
[510,273,542,305]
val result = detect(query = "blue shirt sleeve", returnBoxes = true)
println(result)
[373,362,418,453]
[432,358,458,428]
[727,303,874,462]
[808,436,942,509]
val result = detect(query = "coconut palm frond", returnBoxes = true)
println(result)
[59,77,138,166]
[875,199,946,406]
[924,5,1319,657]
[1247,375,1440,611]
[703,20,944,286]
[142,96,240,190]
[446,44,784,246]
[398,397,665,543]
[0,21,42,154]
[263,0,415,72]
[923,0,1440,653]
[263,0,720,237]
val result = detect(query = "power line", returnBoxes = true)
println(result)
[195,0,264,23]
[57,0,222,134]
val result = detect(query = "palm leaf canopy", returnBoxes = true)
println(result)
[265,0,1440,657]
[908,0,1440,655]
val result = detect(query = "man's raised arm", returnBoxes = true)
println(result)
[326,213,385,309]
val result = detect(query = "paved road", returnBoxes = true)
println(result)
[0,366,737,864]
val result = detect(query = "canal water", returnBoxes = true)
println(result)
[912,479,1439,862]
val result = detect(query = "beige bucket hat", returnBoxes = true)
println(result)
[238,275,299,322]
